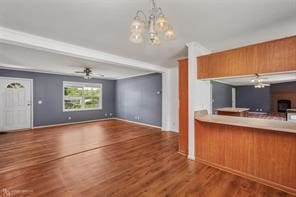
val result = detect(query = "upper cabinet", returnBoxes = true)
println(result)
[256,36,296,73]
[197,36,296,79]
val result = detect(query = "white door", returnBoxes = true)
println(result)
[0,78,32,131]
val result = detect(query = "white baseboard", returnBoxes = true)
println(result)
[33,118,114,129]
[188,154,195,161]
[113,118,161,129]
[31,117,164,131]
[167,129,179,133]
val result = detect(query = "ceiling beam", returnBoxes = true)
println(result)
[0,27,168,72]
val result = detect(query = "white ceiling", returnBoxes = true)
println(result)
[215,72,296,86]
[0,0,296,69]
[0,43,154,79]
[0,0,295,81]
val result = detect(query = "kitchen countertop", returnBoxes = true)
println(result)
[216,107,250,112]
[287,109,296,113]
[195,112,296,134]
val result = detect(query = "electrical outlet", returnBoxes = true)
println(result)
[68,116,72,120]
[109,113,112,117]
[105,113,108,117]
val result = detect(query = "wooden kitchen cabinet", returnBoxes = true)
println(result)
[197,36,296,79]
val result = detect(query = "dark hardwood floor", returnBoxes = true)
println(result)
[0,120,293,196]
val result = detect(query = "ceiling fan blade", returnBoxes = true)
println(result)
[92,73,105,77]
[75,71,85,73]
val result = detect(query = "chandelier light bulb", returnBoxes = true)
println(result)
[150,34,160,45]
[155,15,168,32]
[164,26,175,40]
[130,18,145,33]
[129,33,143,44]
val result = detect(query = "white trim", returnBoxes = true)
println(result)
[63,81,103,87]
[187,154,195,161]
[116,71,157,80]
[0,65,162,81]
[34,118,162,130]
[0,76,34,130]
[34,118,114,129]
[186,42,212,161]
[113,118,162,129]
[0,65,116,80]
[63,81,102,112]
[0,27,168,73]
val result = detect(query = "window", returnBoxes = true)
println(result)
[7,82,24,89]
[63,81,102,111]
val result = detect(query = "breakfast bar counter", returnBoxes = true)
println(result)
[216,107,249,117]
[196,113,296,134]
[194,111,296,195]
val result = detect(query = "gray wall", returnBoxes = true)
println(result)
[0,69,115,127]
[115,73,162,127]
[211,81,233,114]
[271,81,296,93]
[236,85,271,112]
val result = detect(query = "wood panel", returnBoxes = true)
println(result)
[197,36,296,79]
[257,37,296,73]
[0,120,160,174]
[217,110,248,117]
[178,59,188,155]
[195,120,296,195]
[0,120,292,196]
[198,46,257,78]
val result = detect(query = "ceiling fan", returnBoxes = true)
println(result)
[251,73,270,88]
[75,67,104,79]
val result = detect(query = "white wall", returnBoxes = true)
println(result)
[162,67,179,132]
[167,67,179,132]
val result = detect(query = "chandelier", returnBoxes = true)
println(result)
[129,0,175,45]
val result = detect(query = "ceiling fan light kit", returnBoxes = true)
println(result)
[252,73,270,88]
[129,0,175,45]
[75,67,104,80]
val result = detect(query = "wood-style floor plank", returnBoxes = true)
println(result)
[0,120,293,196]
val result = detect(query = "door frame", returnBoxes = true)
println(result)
[0,76,34,131]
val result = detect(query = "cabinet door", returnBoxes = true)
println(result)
[197,56,209,78]
[257,36,296,73]
[198,46,257,79]
[197,36,296,79]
